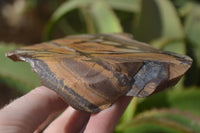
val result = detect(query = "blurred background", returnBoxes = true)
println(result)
[0,0,200,132]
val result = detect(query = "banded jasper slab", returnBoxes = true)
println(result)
[6,33,192,113]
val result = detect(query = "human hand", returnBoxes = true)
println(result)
[0,86,132,133]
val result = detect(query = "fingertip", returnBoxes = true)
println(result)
[84,96,133,133]
[44,106,90,133]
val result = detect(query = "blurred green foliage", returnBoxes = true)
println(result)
[1,0,200,132]
[0,44,41,93]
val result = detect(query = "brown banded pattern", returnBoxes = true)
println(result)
[6,33,192,113]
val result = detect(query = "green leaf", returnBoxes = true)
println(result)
[43,0,92,40]
[168,89,200,117]
[107,0,141,13]
[116,109,200,133]
[90,0,123,33]
[174,0,193,17]
[117,123,182,133]
[162,40,185,55]
[136,91,169,114]
[185,3,200,67]
[120,98,138,123]
[134,0,183,43]
[0,43,41,93]
[44,0,123,39]
[151,38,186,54]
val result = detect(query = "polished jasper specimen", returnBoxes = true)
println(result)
[6,33,192,113]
